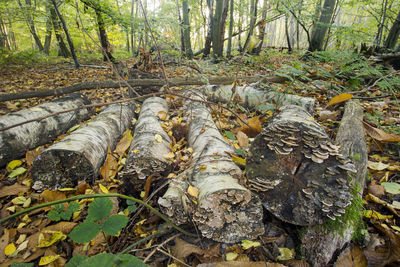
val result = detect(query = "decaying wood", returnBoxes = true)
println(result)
[120,97,171,190]
[0,75,288,102]
[0,93,92,167]
[159,92,264,243]
[202,81,315,113]
[31,102,136,190]
[300,100,368,266]
[246,105,354,226]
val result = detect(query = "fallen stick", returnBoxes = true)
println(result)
[120,97,172,190]
[0,75,288,102]
[159,92,264,243]
[31,102,136,191]
[0,93,92,167]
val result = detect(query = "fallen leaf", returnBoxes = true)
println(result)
[368,161,389,171]
[225,252,238,261]
[157,110,168,120]
[114,130,133,157]
[362,210,393,220]
[237,116,262,138]
[319,109,339,121]
[100,147,118,180]
[4,242,16,256]
[7,160,22,172]
[326,93,353,107]
[8,167,27,178]
[241,240,261,250]
[277,247,294,261]
[0,183,29,198]
[335,244,367,267]
[363,121,400,142]
[41,190,66,203]
[187,186,199,198]
[155,134,163,143]
[37,231,67,248]
[171,238,204,260]
[236,131,249,148]
[231,155,246,167]
[39,255,60,265]
[368,181,385,197]
[381,182,400,194]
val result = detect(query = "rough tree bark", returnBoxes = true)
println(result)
[309,0,337,52]
[246,105,354,226]
[120,97,171,190]
[49,2,70,58]
[384,10,400,50]
[300,100,367,265]
[31,102,136,191]
[242,0,258,53]
[17,0,44,51]
[203,0,214,58]
[159,92,264,243]
[182,0,193,58]
[226,0,234,58]
[0,94,91,167]
[202,81,315,113]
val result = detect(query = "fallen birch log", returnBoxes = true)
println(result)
[246,105,355,226]
[202,81,315,113]
[120,97,172,190]
[31,102,136,191]
[0,75,288,102]
[0,93,91,167]
[300,100,368,266]
[159,92,264,243]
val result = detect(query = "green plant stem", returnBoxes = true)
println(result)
[0,194,196,237]
[118,228,173,255]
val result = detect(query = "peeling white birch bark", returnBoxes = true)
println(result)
[31,102,136,190]
[0,93,91,167]
[159,92,264,243]
[120,97,171,188]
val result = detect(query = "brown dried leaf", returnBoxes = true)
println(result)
[236,131,249,148]
[238,116,262,138]
[171,237,204,260]
[335,244,367,267]
[40,190,66,203]
[368,181,385,197]
[319,110,339,121]
[363,121,400,142]
[100,147,118,180]
[326,93,353,107]
[114,130,133,157]
[0,183,29,198]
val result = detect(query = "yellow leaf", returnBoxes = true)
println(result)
[326,93,353,107]
[133,149,140,153]
[37,231,67,248]
[23,198,31,208]
[237,116,262,138]
[99,184,109,194]
[391,225,400,232]
[163,152,175,159]
[362,210,393,220]
[199,165,207,172]
[4,243,16,256]
[7,160,22,172]
[39,255,60,265]
[115,130,133,157]
[232,155,246,167]
[11,196,26,205]
[368,161,389,171]
[167,173,177,179]
[187,186,199,198]
[57,187,75,191]
[225,252,238,261]
[155,134,163,143]
[277,247,294,261]
[241,240,261,250]
[363,121,400,142]
[158,111,168,120]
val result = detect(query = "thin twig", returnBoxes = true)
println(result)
[349,70,400,95]
[143,233,181,263]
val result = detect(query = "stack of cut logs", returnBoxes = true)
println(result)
[0,81,367,266]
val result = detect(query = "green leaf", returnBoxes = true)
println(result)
[48,210,61,221]
[7,160,22,172]
[127,203,137,213]
[381,182,400,194]
[60,210,73,221]
[68,201,80,213]
[10,263,34,267]
[8,167,27,178]
[234,148,245,157]
[65,254,89,267]
[78,254,115,267]
[115,254,149,267]
[54,203,65,213]
[102,215,128,236]
[69,221,100,243]
[224,131,236,140]
[87,197,113,221]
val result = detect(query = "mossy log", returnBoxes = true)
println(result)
[31,103,136,190]
[159,92,264,243]
[300,100,368,266]
[0,93,91,167]
[246,105,355,226]
[202,82,315,113]
[120,97,171,190]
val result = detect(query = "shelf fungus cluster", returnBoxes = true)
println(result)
[246,105,356,226]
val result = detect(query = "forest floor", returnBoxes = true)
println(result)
[0,50,400,266]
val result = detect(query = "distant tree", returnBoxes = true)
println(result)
[182,0,193,58]
[309,0,337,51]
[226,0,234,58]
[17,0,44,51]
[242,0,258,53]
[212,0,229,58]
[384,10,400,50]
[49,1,70,58]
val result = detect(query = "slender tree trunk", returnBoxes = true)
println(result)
[226,0,234,58]
[50,0,79,68]
[94,9,115,62]
[203,0,214,58]
[44,4,52,55]
[254,0,269,54]
[182,0,193,58]
[212,0,226,58]
[237,0,243,51]
[176,0,185,53]
[130,0,135,54]
[374,0,388,47]
[18,0,44,51]
[242,0,258,52]
[323,0,340,51]
[0,14,11,50]
[49,3,70,58]
[308,0,337,52]
[285,15,292,53]
[115,0,129,52]
[384,10,400,50]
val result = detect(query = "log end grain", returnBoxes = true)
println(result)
[31,149,93,191]
[193,188,265,243]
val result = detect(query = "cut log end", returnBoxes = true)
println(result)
[32,149,93,191]
[194,189,264,243]
[246,105,354,226]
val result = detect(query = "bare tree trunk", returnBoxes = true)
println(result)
[49,3,70,58]
[226,0,234,58]
[374,0,389,47]
[242,0,258,52]
[18,0,44,51]
[44,4,53,55]
[115,0,129,52]
[254,0,269,54]
[212,0,225,58]
[308,0,337,52]
[51,0,79,68]
[384,10,400,50]
[176,0,185,53]
[203,0,214,58]
[285,15,292,53]
[0,14,11,50]
[95,9,115,62]
[130,0,135,54]
[182,0,193,58]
